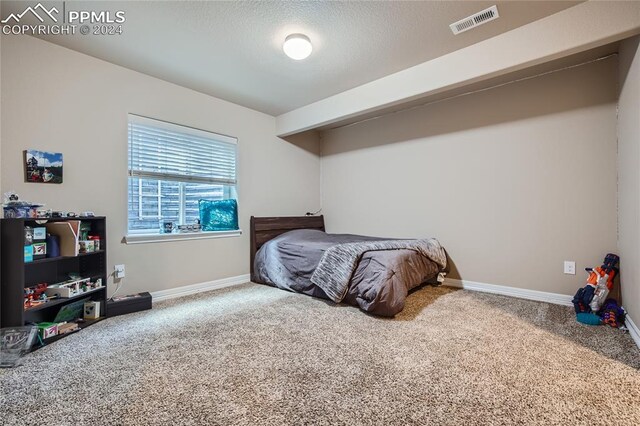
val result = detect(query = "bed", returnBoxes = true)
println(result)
[250,215,448,316]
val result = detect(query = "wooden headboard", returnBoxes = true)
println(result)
[250,215,325,281]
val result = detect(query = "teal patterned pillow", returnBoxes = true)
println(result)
[199,199,239,231]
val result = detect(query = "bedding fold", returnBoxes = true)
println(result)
[310,238,447,302]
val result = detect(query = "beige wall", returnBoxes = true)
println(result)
[321,56,618,296]
[0,35,630,309]
[618,36,640,322]
[0,35,320,294]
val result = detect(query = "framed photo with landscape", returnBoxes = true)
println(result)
[24,149,63,184]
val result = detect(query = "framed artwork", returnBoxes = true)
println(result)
[24,150,63,184]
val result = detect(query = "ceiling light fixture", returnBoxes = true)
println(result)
[283,33,312,60]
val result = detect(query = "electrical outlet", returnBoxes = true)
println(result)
[564,261,576,275]
[114,264,125,279]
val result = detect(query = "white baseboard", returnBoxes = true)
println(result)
[150,274,250,302]
[625,314,640,349]
[444,278,574,306]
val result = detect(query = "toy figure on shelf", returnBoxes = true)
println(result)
[2,192,44,218]
[23,283,49,309]
[23,288,34,309]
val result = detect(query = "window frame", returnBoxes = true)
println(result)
[125,114,241,242]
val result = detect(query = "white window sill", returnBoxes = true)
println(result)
[124,230,242,244]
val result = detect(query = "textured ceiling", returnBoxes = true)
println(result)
[1,1,582,115]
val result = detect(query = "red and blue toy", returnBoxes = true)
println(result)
[599,299,625,328]
[572,254,623,327]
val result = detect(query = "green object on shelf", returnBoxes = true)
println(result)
[36,322,58,340]
[79,222,92,241]
[54,298,89,323]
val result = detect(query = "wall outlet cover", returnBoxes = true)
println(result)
[564,261,576,275]
[115,264,125,279]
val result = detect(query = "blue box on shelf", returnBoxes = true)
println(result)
[24,245,33,262]
[3,204,39,219]
[33,227,46,240]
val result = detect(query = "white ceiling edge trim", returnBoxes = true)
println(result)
[276,1,640,137]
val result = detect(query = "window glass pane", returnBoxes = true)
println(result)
[128,178,180,232]
[127,115,237,234]
[160,181,180,224]
[183,183,228,225]
[139,179,161,219]
[128,177,236,233]
[128,177,160,232]
[128,177,141,229]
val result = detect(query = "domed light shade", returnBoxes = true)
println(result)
[283,34,312,60]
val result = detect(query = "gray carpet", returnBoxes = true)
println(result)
[1,283,639,425]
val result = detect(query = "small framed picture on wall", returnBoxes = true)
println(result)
[24,149,63,184]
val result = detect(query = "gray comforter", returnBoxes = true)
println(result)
[254,229,448,316]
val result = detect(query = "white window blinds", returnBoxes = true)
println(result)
[128,114,237,186]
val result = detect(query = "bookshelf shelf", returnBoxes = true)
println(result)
[24,286,106,313]
[38,317,105,346]
[25,250,105,266]
[1,217,108,350]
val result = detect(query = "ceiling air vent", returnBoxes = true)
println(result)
[450,5,499,35]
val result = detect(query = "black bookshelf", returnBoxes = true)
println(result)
[0,216,107,347]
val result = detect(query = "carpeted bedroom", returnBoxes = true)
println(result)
[2,2,640,425]
[2,283,639,425]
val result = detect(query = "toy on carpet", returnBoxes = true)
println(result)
[576,313,602,326]
[587,253,619,312]
[599,299,626,328]
[572,285,595,314]
[572,253,622,327]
